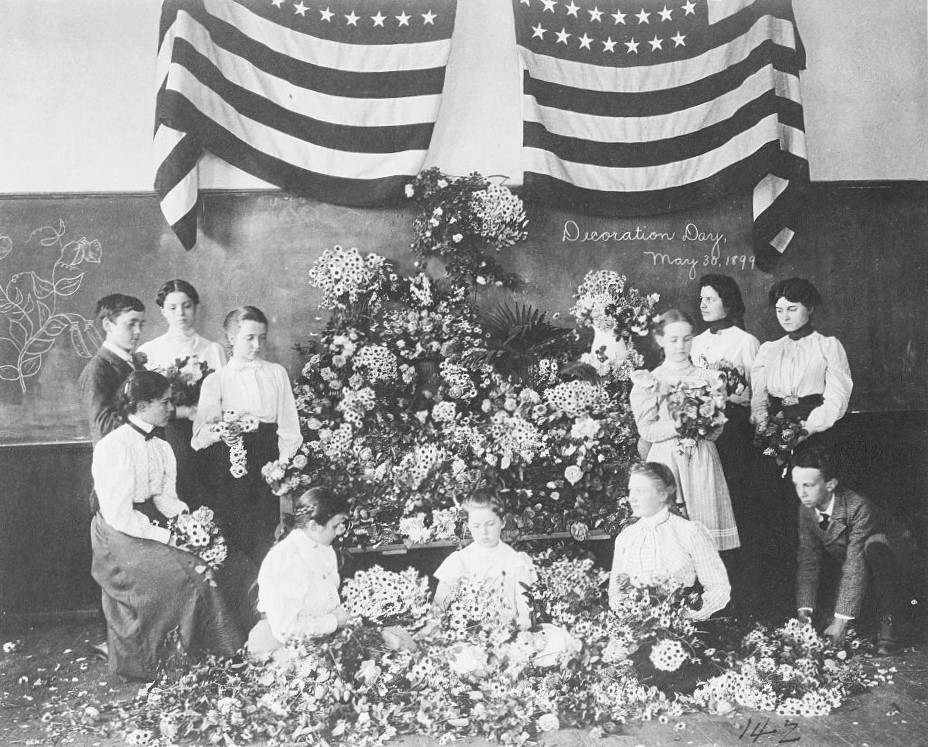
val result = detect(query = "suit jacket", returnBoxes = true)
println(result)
[79,347,134,444]
[796,486,899,618]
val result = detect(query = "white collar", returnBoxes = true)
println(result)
[103,340,134,364]
[637,506,672,528]
[815,494,836,518]
[127,413,154,435]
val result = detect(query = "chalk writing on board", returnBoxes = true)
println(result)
[0,220,102,393]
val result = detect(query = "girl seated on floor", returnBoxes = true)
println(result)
[433,489,536,630]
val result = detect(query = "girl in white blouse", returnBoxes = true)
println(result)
[751,278,853,444]
[137,279,226,508]
[609,462,731,621]
[192,306,302,564]
[247,487,350,658]
[433,490,536,630]
[91,371,242,680]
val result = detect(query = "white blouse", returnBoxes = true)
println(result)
[191,358,302,460]
[750,331,853,435]
[138,330,226,373]
[256,529,343,640]
[91,416,188,543]
[690,326,760,407]
[609,508,731,621]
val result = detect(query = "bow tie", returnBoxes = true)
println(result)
[788,325,814,341]
[128,421,165,441]
[709,319,734,334]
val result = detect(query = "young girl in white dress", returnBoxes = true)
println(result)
[137,279,226,507]
[192,306,302,564]
[433,490,536,630]
[630,310,740,551]
[247,487,350,658]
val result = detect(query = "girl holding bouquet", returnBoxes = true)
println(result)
[433,489,536,630]
[90,370,243,680]
[690,275,760,547]
[138,279,226,508]
[630,310,740,551]
[193,306,302,565]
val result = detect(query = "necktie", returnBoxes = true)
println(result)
[818,513,830,532]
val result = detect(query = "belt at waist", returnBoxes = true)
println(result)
[769,393,824,420]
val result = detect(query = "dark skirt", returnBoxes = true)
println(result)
[90,514,244,681]
[165,418,210,509]
[202,421,281,566]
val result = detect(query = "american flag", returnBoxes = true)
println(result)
[513,0,808,268]
[155,0,456,250]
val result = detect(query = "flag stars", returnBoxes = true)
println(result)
[578,33,593,49]
[396,11,410,26]
[520,0,532,5]
[371,11,385,26]
[345,10,359,26]
[612,9,626,24]
[565,1,580,17]
[659,6,673,21]
[682,1,697,16]
[532,23,547,39]
[589,7,603,22]
[636,9,651,24]
[555,27,571,44]
[541,0,557,13]
[270,0,285,8]
[602,36,617,52]
[320,7,333,21]
[422,10,436,25]
[625,37,639,52]
[671,31,686,47]
[648,35,663,50]
[293,1,308,16]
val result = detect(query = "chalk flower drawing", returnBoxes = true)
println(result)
[0,220,102,392]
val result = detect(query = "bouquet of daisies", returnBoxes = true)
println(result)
[154,355,213,408]
[341,565,432,627]
[209,410,259,478]
[662,380,728,457]
[167,507,228,585]
[307,245,396,312]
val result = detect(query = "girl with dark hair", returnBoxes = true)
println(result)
[137,279,226,508]
[433,489,536,629]
[630,310,740,551]
[90,370,243,680]
[246,487,351,658]
[192,306,302,564]
[751,278,852,444]
[690,275,760,540]
[609,462,731,620]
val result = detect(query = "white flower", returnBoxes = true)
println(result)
[537,713,560,732]
[452,233,463,243]
[405,184,415,198]
[564,465,584,485]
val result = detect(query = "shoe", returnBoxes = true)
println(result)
[876,616,900,656]
[88,641,109,662]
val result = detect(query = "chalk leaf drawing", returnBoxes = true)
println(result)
[0,220,102,392]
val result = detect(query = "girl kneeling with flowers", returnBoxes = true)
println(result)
[433,489,536,631]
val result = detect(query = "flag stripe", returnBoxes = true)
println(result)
[525,66,801,144]
[160,91,410,205]
[525,94,803,168]
[170,40,436,152]
[523,44,800,118]
[525,120,805,192]
[171,15,444,124]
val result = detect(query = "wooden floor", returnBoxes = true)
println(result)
[2,617,926,747]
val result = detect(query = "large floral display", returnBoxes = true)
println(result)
[263,172,660,547]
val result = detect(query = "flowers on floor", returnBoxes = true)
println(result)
[166,507,227,585]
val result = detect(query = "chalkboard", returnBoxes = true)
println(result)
[1,182,925,444]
